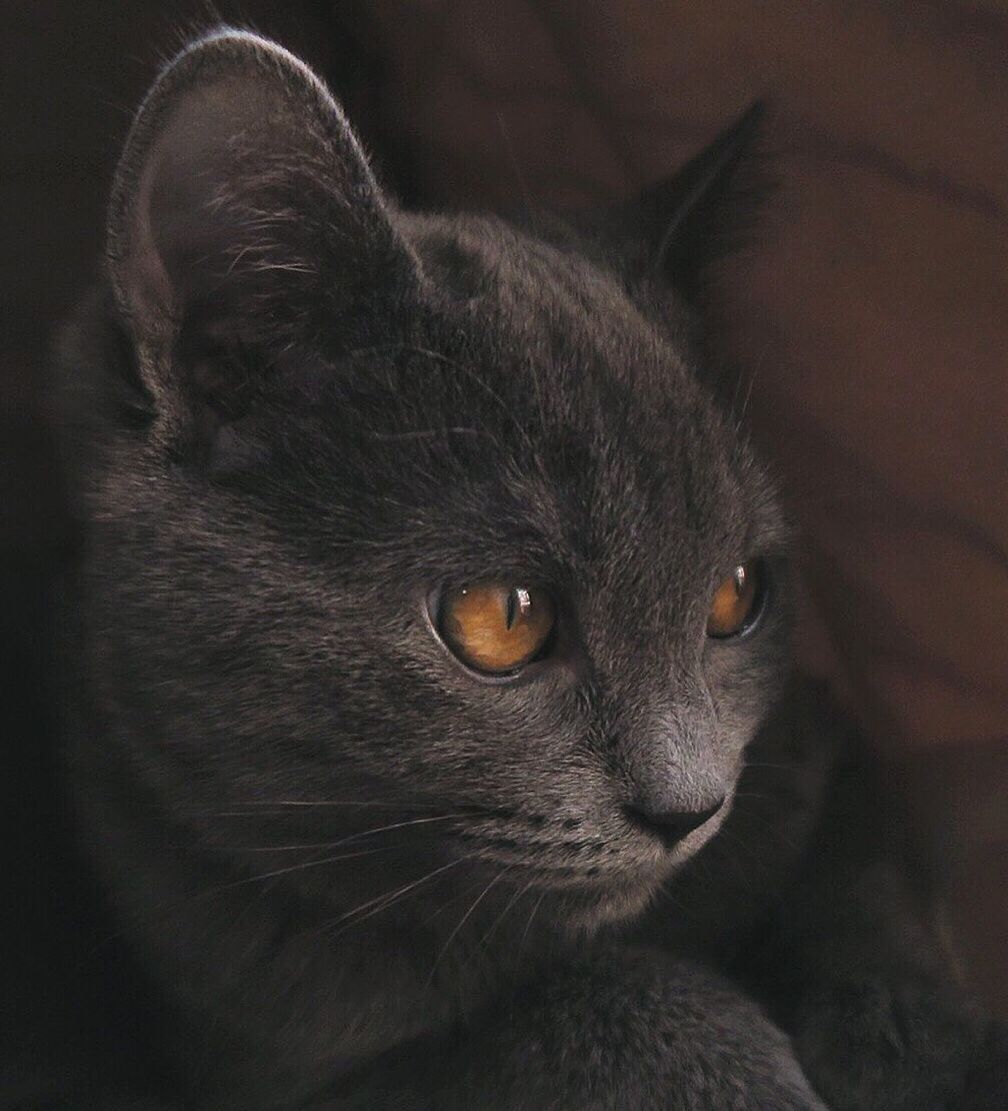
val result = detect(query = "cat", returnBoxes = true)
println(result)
[25,27,1004,1110]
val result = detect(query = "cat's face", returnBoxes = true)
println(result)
[77,32,788,932]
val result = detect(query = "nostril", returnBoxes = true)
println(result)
[624,796,726,847]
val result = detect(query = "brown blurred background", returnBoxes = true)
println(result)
[3,1,1005,1015]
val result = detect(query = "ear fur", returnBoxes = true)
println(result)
[106,29,418,445]
[621,103,769,298]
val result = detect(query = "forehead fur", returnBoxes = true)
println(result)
[408,209,701,401]
[282,210,777,580]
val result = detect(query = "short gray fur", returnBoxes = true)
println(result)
[37,29,1006,1111]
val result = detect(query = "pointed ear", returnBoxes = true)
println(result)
[106,30,418,444]
[623,103,768,298]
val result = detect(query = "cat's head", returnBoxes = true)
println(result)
[75,31,789,932]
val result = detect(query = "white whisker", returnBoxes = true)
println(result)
[235,812,472,852]
[518,888,548,957]
[478,875,538,950]
[322,855,474,942]
[426,865,513,986]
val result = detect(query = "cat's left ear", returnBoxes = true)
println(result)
[106,29,419,443]
[618,102,767,298]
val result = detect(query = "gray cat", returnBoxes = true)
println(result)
[37,28,1005,1110]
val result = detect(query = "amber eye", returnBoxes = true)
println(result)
[706,560,766,639]
[438,584,556,675]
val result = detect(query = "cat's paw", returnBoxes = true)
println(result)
[326,951,829,1110]
[791,975,995,1111]
[430,952,828,1110]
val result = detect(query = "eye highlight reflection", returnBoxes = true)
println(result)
[706,560,767,639]
[438,584,556,675]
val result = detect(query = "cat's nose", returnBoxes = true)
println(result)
[624,796,726,847]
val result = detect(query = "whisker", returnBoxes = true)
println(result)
[707,825,778,874]
[85,844,400,957]
[495,110,533,212]
[213,845,398,890]
[234,812,472,853]
[477,875,538,950]
[427,865,513,986]
[518,888,549,958]
[415,873,487,930]
[652,882,693,918]
[322,855,474,942]
[222,799,454,811]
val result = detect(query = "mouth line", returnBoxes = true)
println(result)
[455,818,710,865]
[454,827,619,855]
[449,837,674,893]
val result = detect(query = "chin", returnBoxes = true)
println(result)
[555,820,735,936]
[549,870,667,937]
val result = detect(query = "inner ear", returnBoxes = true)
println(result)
[106,29,418,443]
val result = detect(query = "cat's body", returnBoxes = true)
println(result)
[19,29,1004,1110]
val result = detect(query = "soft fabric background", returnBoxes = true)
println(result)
[3,1,1005,1014]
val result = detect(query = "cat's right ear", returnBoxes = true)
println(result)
[106,30,418,447]
[615,103,769,300]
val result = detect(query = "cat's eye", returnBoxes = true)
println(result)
[438,584,556,675]
[706,560,767,639]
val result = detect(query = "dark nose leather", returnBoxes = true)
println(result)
[624,796,726,847]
